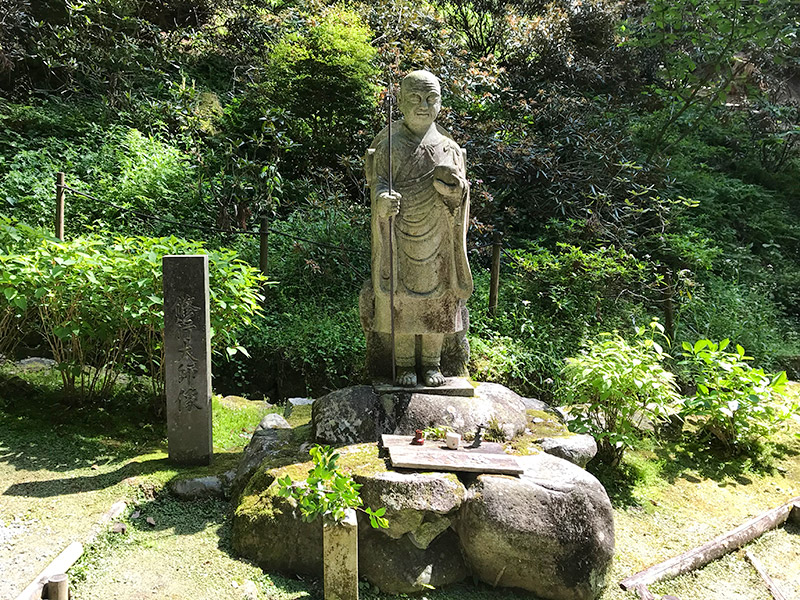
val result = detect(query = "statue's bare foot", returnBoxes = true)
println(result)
[396,369,417,387]
[423,369,446,387]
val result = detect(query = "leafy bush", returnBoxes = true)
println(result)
[560,321,681,465]
[276,445,388,528]
[1,232,264,403]
[251,6,379,171]
[679,339,795,452]
[468,244,650,397]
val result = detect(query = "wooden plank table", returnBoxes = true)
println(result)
[381,435,522,475]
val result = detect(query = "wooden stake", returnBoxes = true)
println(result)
[620,496,800,591]
[488,231,501,317]
[55,172,65,241]
[46,573,69,600]
[745,550,787,600]
[259,216,269,278]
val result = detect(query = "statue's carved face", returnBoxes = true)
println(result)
[399,77,441,131]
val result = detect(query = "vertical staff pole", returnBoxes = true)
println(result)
[489,231,502,317]
[387,83,397,384]
[55,172,65,241]
[259,215,269,277]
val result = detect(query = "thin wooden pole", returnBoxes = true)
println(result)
[259,216,269,277]
[489,232,502,317]
[55,172,65,241]
[746,551,787,600]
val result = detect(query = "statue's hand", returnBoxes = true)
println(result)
[433,165,467,208]
[377,190,401,218]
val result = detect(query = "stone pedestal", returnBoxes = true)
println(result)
[163,255,212,465]
[324,509,359,600]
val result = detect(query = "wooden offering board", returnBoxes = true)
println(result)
[381,435,523,475]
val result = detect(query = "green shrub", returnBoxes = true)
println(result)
[1,233,264,403]
[679,339,796,453]
[277,445,388,528]
[468,244,650,397]
[560,321,681,465]
[255,6,379,171]
[675,276,798,368]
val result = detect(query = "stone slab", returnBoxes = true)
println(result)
[381,434,505,454]
[373,377,475,397]
[163,255,212,465]
[387,445,522,475]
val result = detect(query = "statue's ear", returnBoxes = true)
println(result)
[461,148,467,162]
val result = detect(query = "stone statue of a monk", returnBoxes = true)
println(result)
[364,70,473,387]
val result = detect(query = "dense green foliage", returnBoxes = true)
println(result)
[0,219,264,403]
[1,0,798,415]
[561,321,680,464]
[679,339,795,452]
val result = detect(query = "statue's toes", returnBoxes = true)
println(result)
[424,369,445,387]
[397,370,417,387]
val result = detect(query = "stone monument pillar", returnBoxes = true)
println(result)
[163,255,213,465]
[361,70,473,387]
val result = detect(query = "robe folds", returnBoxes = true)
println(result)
[365,120,473,335]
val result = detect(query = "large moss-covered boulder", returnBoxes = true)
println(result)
[232,444,388,577]
[457,453,614,600]
[232,466,323,577]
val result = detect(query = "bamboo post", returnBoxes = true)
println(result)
[488,232,502,317]
[55,172,65,241]
[259,216,269,278]
[47,573,69,600]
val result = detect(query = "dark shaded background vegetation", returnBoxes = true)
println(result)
[1,0,798,402]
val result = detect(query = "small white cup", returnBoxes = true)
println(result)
[445,431,461,450]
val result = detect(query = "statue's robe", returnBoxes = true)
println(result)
[365,120,473,335]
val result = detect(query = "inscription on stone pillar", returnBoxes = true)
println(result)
[163,255,212,465]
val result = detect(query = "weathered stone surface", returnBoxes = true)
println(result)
[359,527,468,594]
[255,413,291,431]
[520,393,559,415]
[170,475,224,499]
[362,70,473,387]
[312,386,387,444]
[232,429,285,500]
[457,452,614,600]
[233,482,323,577]
[289,396,314,406]
[15,357,56,370]
[537,434,598,468]
[163,254,212,465]
[355,470,465,542]
[233,445,388,577]
[361,291,470,381]
[311,382,531,445]
[396,382,526,439]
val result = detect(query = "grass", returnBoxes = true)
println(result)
[2,364,799,600]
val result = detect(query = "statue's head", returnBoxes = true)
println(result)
[399,70,441,132]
